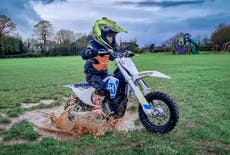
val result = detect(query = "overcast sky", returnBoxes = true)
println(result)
[0,0,229,46]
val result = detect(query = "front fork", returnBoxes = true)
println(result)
[125,78,153,115]
[134,81,154,115]
[115,59,153,115]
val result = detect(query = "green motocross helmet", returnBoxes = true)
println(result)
[92,17,127,49]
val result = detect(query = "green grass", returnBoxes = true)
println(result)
[0,53,230,154]
[0,114,11,123]
[0,57,80,109]
[3,120,39,141]
[7,108,24,117]
[0,127,6,135]
[0,137,76,155]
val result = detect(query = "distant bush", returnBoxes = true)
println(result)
[0,36,27,57]
[199,44,213,51]
[153,46,170,53]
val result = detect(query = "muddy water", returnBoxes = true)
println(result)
[0,99,143,143]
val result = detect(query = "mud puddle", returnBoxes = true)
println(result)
[0,98,143,144]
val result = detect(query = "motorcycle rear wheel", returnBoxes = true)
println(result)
[102,97,128,119]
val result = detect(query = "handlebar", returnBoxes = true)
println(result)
[98,49,112,55]
[98,49,135,58]
[113,50,136,58]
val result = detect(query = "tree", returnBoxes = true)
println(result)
[24,38,42,55]
[211,24,230,46]
[0,36,27,57]
[75,32,84,40]
[33,20,53,46]
[55,29,75,44]
[0,15,16,40]
[149,44,155,53]
[75,35,91,55]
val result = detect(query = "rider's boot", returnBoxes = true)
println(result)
[92,92,105,120]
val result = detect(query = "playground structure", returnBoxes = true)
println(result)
[176,33,200,54]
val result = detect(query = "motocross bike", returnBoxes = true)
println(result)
[66,50,179,133]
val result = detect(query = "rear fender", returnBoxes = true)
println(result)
[66,83,95,106]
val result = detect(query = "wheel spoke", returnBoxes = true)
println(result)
[146,99,171,126]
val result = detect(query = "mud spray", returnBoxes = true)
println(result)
[40,102,142,140]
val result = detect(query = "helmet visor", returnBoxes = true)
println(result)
[100,24,120,33]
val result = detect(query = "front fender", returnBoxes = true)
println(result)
[133,71,171,81]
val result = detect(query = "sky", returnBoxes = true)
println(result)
[0,0,229,46]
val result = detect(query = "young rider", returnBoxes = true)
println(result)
[81,17,127,119]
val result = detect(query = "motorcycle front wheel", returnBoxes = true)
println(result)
[139,91,179,133]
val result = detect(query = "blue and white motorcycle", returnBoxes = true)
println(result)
[66,51,179,133]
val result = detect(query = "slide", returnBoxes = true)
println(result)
[189,38,200,54]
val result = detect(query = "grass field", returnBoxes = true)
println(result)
[0,53,229,154]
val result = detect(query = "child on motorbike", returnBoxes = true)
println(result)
[80,17,127,119]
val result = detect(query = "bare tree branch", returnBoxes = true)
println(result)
[55,29,76,44]
[33,20,53,46]
[0,15,16,39]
